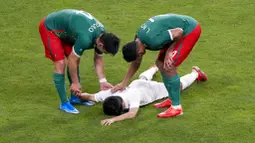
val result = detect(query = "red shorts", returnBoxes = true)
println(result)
[39,18,72,61]
[157,24,201,66]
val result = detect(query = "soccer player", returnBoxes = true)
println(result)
[39,9,120,114]
[77,65,207,125]
[112,14,204,118]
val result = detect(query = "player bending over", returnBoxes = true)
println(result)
[39,9,120,114]
[77,65,207,125]
[112,14,203,118]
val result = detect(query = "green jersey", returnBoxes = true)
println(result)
[136,14,198,51]
[45,9,105,56]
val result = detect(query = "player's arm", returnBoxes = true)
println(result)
[94,51,113,90]
[165,28,183,53]
[77,92,96,101]
[123,56,143,85]
[94,51,105,80]
[68,51,81,95]
[68,52,80,83]
[69,37,90,95]
[164,28,183,70]
[111,56,142,92]
[101,107,139,126]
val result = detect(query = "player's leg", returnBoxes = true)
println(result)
[39,18,78,114]
[180,66,208,90]
[180,69,198,90]
[153,66,207,108]
[156,58,182,118]
[156,24,202,118]
[138,65,159,80]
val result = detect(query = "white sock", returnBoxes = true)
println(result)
[180,71,198,90]
[139,66,158,80]
[172,105,182,109]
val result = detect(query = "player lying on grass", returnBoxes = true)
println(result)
[77,65,207,125]
[39,9,120,114]
[112,14,203,118]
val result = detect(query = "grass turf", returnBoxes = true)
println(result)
[0,0,254,142]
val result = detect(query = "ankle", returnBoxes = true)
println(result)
[172,105,182,109]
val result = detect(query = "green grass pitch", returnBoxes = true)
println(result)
[0,0,254,142]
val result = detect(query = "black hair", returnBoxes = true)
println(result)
[100,33,120,55]
[122,41,138,62]
[103,96,123,116]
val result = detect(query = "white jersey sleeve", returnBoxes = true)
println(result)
[127,89,141,108]
[94,89,113,102]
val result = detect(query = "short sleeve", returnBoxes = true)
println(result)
[94,89,112,102]
[72,36,92,57]
[149,30,173,48]
[128,89,141,108]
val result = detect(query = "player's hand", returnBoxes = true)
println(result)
[163,56,174,71]
[111,82,126,93]
[101,118,115,126]
[70,83,82,96]
[100,82,113,90]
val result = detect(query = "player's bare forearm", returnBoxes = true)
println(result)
[166,41,177,56]
[94,52,105,80]
[68,53,80,83]
[101,108,139,125]
[79,93,96,101]
[111,112,136,122]
[112,108,138,122]
[123,57,142,85]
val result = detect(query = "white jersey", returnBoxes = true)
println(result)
[94,79,168,109]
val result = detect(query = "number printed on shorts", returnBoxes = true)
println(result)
[76,10,93,20]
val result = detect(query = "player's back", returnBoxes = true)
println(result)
[136,14,199,50]
[138,14,198,38]
[128,80,167,106]
[45,9,104,44]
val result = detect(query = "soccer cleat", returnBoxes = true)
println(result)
[153,98,172,108]
[157,106,183,118]
[192,66,208,82]
[59,102,79,114]
[70,95,95,106]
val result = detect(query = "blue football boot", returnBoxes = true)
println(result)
[59,102,79,114]
[70,95,95,106]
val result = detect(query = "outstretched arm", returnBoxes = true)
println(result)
[77,93,96,102]
[111,57,142,92]
[124,57,143,84]
[101,107,139,126]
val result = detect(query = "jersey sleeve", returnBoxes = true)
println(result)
[94,89,112,102]
[128,89,141,108]
[149,30,173,48]
[72,36,92,57]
